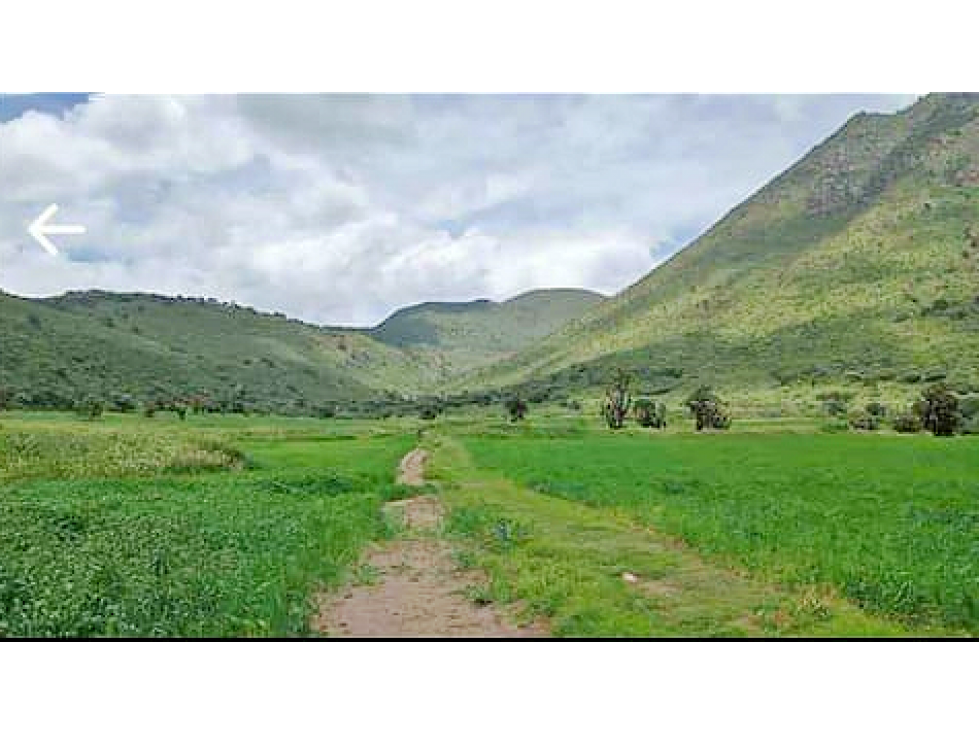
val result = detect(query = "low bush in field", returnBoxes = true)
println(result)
[891,412,923,433]
[848,410,881,431]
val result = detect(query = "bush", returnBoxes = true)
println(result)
[915,383,962,437]
[633,397,667,428]
[75,397,104,420]
[848,410,881,431]
[505,396,528,422]
[891,411,923,433]
[865,402,889,419]
[686,385,731,431]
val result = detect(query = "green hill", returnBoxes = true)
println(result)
[0,290,441,413]
[464,93,979,402]
[0,287,603,413]
[370,288,605,375]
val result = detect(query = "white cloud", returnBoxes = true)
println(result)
[0,93,916,325]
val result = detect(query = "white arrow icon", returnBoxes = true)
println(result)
[28,204,85,255]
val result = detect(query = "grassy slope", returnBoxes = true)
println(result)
[0,288,604,410]
[464,94,979,399]
[0,290,441,411]
[370,288,606,375]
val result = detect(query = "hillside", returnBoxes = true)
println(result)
[0,290,441,413]
[463,93,979,400]
[0,287,604,413]
[370,288,605,375]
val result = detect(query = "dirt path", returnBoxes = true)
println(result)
[397,448,429,486]
[312,450,544,638]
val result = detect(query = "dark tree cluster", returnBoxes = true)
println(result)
[505,396,528,422]
[686,385,732,431]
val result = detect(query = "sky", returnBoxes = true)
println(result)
[0,93,918,326]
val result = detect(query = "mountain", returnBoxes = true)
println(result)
[370,288,606,375]
[465,93,979,398]
[0,290,440,413]
[0,287,603,412]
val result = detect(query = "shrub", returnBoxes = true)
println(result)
[915,383,961,437]
[143,402,157,418]
[686,385,731,431]
[891,411,923,433]
[505,396,528,422]
[76,397,104,420]
[633,397,667,429]
[865,402,889,419]
[848,410,881,431]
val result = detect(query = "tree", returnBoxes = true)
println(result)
[633,397,667,428]
[0,386,10,411]
[505,396,528,422]
[915,383,961,437]
[686,385,731,431]
[76,396,104,420]
[603,368,632,429]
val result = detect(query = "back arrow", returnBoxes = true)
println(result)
[28,204,86,255]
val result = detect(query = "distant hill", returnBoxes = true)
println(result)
[0,290,440,413]
[369,288,606,374]
[0,287,604,412]
[465,93,979,398]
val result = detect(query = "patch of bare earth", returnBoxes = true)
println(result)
[397,448,429,487]
[313,451,545,638]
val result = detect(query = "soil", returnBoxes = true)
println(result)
[397,448,428,486]
[312,451,546,638]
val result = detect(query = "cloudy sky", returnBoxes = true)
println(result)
[0,94,916,326]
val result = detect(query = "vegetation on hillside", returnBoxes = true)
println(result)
[463,94,979,403]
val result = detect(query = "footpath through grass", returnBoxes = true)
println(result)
[428,434,922,637]
[0,413,415,637]
[457,431,979,634]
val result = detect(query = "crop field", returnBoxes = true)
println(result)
[0,412,415,637]
[452,431,979,634]
[1,408,978,637]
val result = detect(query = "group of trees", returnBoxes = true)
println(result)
[596,369,730,432]
[890,383,974,436]
[831,382,976,436]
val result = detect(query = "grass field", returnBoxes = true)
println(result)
[444,428,979,635]
[2,408,978,637]
[0,412,415,637]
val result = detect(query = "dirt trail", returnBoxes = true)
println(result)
[397,448,428,486]
[313,450,544,638]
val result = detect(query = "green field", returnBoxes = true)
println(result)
[2,408,978,637]
[451,431,979,633]
[0,412,415,637]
